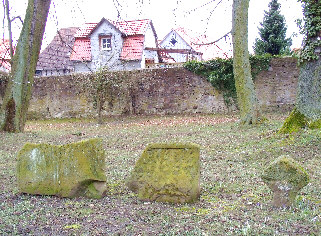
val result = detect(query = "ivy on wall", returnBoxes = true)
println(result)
[184,54,272,107]
[296,0,321,63]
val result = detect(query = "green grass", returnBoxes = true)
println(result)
[0,113,320,235]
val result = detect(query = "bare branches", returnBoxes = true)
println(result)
[56,30,93,73]
[193,31,231,46]
[11,16,23,24]
[2,0,24,62]
[204,0,223,34]
[4,0,13,60]
[185,0,217,14]
[113,0,123,19]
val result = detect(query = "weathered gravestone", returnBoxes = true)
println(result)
[127,143,200,203]
[261,155,309,207]
[17,138,106,198]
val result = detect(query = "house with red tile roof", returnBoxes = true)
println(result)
[0,39,14,73]
[158,27,232,63]
[70,18,160,72]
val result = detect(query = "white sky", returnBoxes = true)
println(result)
[1,0,304,53]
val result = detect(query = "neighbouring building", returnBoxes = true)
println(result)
[70,18,160,72]
[36,27,79,77]
[0,39,14,73]
[157,27,232,63]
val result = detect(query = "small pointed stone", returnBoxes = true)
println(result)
[261,155,309,207]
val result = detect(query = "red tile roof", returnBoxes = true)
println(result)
[0,39,14,71]
[120,35,145,60]
[114,19,151,35]
[0,39,11,59]
[74,23,97,38]
[0,60,11,71]
[70,39,91,61]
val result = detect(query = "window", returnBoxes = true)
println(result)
[145,58,154,64]
[100,37,111,51]
[170,37,177,46]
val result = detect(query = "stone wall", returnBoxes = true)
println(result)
[0,57,299,119]
[255,57,299,111]
[28,67,227,119]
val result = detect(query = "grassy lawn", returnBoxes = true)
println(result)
[0,113,320,235]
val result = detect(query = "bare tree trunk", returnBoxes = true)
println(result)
[232,0,261,125]
[0,0,51,132]
[279,0,320,133]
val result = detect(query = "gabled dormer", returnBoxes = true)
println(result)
[70,18,159,72]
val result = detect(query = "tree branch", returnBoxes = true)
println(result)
[193,31,231,46]
[4,0,13,60]
[56,30,94,73]
[11,16,23,24]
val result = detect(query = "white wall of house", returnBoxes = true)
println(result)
[160,30,202,62]
[141,24,159,68]
[90,20,124,71]
[74,61,92,73]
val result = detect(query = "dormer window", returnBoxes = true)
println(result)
[100,36,111,51]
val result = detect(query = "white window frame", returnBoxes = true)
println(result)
[100,37,112,51]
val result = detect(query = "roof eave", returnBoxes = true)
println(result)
[88,17,123,37]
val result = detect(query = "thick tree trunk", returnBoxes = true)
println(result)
[279,0,320,133]
[296,59,321,121]
[0,0,51,132]
[280,58,321,133]
[232,0,261,124]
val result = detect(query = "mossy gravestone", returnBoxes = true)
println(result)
[17,138,106,198]
[127,143,200,204]
[261,155,309,207]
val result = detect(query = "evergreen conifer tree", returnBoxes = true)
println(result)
[254,0,292,55]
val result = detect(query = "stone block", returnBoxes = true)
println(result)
[261,155,309,207]
[127,143,200,203]
[17,138,106,198]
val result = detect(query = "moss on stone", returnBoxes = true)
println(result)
[17,138,106,198]
[261,155,309,207]
[279,107,321,133]
[279,108,308,133]
[308,119,321,129]
[262,156,309,187]
[127,143,200,204]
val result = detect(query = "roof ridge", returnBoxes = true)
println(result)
[115,19,150,22]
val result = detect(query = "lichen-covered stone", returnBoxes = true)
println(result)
[17,138,106,198]
[279,108,308,133]
[127,143,200,204]
[279,108,321,133]
[261,155,309,207]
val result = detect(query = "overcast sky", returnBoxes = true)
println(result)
[2,0,304,53]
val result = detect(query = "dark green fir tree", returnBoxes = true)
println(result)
[254,0,292,55]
